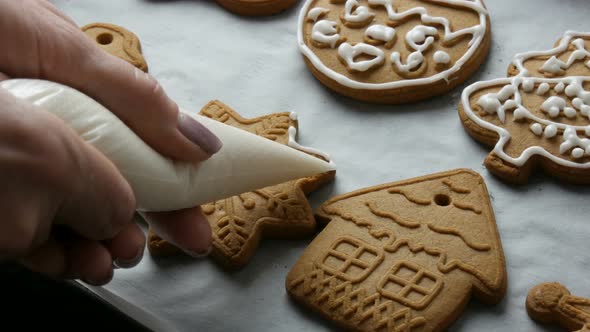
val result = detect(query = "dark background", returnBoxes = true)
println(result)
[0,262,149,331]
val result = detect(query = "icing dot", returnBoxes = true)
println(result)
[530,123,543,136]
[433,50,451,65]
[565,81,581,97]
[522,79,535,93]
[536,83,550,95]
[513,107,528,121]
[544,124,558,138]
[289,112,298,120]
[307,7,329,22]
[554,82,565,93]
[365,25,396,43]
[572,148,585,159]
[564,107,577,118]
[541,96,566,118]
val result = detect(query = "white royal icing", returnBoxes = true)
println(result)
[311,20,341,48]
[462,76,590,168]
[338,42,385,72]
[343,0,374,24]
[512,32,590,77]
[536,82,550,95]
[307,7,329,22]
[287,112,332,162]
[298,0,489,90]
[554,82,565,93]
[365,24,396,43]
[530,123,543,136]
[433,50,451,65]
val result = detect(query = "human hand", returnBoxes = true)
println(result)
[0,0,221,284]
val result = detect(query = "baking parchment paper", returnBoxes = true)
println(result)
[49,0,590,330]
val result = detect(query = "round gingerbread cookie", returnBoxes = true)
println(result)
[216,0,298,16]
[297,0,491,104]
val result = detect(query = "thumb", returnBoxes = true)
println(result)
[0,0,221,163]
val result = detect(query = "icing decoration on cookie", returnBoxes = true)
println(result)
[311,20,342,48]
[462,76,590,169]
[338,42,385,72]
[365,24,396,46]
[307,7,329,21]
[287,112,332,161]
[298,0,489,90]
[434,50,451,65]
[460,31,590,183]
[287,169,506,332]
[342,0,375,27]
[511,31,590,77]
[526,282,590,332]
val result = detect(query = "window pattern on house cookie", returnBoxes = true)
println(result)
[299,0,488,85]
[320,236,384,282]
[377,261,443,310]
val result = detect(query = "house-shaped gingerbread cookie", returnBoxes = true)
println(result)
[286,169,506,332]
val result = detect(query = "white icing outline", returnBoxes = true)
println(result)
[287,112,332,162]
[512,31,590,76]
[461,76,590,168]
[297,0,489,90]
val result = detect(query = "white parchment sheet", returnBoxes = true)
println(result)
[51,0,590,331]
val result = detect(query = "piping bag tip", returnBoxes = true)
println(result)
[0,79,335,212]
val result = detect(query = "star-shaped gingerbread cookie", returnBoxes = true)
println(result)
[148,100,335,268]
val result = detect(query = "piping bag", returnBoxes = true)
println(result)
[0,79,335,212]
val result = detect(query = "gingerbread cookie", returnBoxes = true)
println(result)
[526,282,590,332]
[459,31,590,184]
[297,0,491,104]
[215,0,298,16]
[148,100,335,268]
[286,169,506,332]
[82,23,148,72]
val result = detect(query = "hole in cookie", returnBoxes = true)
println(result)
[434,194,451,206]
[96,33,114,45]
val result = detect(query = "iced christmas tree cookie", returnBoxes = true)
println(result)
[297,0,491,103]
[287,169,506,332]
[459,32,590,183]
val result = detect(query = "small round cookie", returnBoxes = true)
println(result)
[215,0,298,16]
[297,0,491,104]
[82,23,148,72]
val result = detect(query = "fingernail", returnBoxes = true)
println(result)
[178,113,223,155]
[113,248,144,269]
[85,268,114,286]
[183,246,212,258]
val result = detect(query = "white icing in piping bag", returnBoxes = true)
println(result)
[0,79,335,212]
